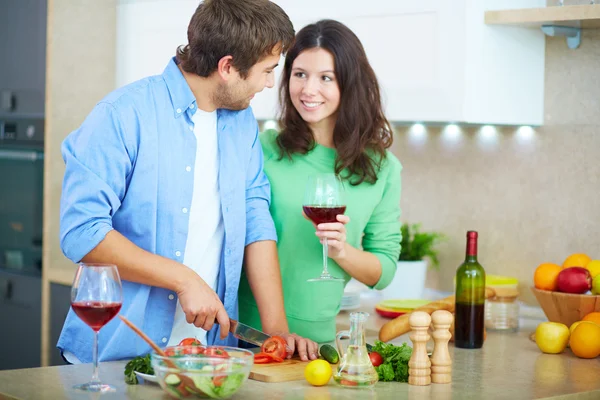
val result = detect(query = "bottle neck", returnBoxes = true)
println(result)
[465,237,478,259]
[349,319,365,347]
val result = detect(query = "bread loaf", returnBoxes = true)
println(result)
[378,288,496,342]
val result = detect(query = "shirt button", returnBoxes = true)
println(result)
[186,166,191,172]
[189,125,194,131]
[176,108,182,114]
[182,208,188,214]
[162,337,167,343]
[175,251,181,257]
[168,294,174,300]
[190,104,195,109]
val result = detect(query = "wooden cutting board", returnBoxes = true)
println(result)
[249,358,309,383]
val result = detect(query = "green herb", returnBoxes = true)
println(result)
[124,354,154,385]
[371,340,412,382]
[399,223,445,269]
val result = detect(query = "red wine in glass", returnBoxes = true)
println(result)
[71,301,122,332]
[70,263,123,392]
[303,173,346,282]
[303,206,347,225]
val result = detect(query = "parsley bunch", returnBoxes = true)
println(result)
[371,340,412,382]
[124,354,154,385]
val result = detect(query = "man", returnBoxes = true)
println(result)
[57,0,319,363]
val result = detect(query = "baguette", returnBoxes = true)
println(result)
[378,288,496,343]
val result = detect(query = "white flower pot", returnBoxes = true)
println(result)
[378,260,428,300]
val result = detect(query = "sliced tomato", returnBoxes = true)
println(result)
[178,338,202,346]
[253,352,284,363]
[260,336,287,359]
[204,347,229,358]
[182,346,206,355]
[164,348,177,357]
[212,375,226,387]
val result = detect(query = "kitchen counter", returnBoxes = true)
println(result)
[1,296,599,400]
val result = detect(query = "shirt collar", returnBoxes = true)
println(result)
[162,57,197,118]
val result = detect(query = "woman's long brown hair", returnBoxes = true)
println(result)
[276,19,393,185]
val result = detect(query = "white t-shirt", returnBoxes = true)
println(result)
[168,108,224,346]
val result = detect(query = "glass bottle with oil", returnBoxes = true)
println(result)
[334,312,379,388]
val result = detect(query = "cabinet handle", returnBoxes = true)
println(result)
[0,149,42,162]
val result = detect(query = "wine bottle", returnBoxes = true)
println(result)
[454,231,486,349]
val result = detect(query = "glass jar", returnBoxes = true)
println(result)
[485,275,520,332]
[485,295,519,332]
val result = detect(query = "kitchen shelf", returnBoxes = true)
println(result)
[485,4,600,28]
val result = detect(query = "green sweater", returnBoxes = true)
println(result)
[237,130,402,343]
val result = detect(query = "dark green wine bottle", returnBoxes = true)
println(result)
[454,231,486,349]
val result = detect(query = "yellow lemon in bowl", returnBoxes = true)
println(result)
[305,360,332,386]
[535,322,570,354]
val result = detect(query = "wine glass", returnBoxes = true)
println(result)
[302,173,346,282]
[70,263,123,392]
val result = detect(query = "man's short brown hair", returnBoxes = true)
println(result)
[176,0,295,79]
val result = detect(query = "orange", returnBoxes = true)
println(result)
[534,263,562,291]
[570,321,600,359]
[582,312,600,326]
[562,253,591,269]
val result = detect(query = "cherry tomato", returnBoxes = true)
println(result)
[178,338,202,346]
[261,336,287,359]
[368,351,383,367]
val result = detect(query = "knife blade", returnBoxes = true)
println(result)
[228,318,271,347]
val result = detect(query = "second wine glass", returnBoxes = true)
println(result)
[302,173,346,282]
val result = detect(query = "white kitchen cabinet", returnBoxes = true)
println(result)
[116,0,546,126]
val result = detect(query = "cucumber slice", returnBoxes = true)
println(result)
[165,374,181,386]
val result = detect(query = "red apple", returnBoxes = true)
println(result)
[556,267,592,294]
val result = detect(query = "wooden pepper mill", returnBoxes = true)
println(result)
[408,311,432,386]
[430,310,453,384]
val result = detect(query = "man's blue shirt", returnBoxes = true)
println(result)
[57,58,276,362]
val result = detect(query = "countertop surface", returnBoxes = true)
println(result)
[1,293,599,400]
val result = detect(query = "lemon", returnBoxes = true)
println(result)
[304,360,332,386]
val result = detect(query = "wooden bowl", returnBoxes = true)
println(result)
[530,286,600,327]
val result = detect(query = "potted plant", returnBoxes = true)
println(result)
[379,223,445,299]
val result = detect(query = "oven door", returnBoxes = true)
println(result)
[0,148,43,275]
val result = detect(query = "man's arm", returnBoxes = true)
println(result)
[81,230,229,337]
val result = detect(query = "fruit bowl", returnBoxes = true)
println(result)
[531,287,600,327]
[151,345,254,399]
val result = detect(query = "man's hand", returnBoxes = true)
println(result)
[176,271,230,339]
[272,332,319,361]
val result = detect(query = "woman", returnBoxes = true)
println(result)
[238,19,401,345]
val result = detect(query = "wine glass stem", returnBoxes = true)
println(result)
[322,238,330,277]
[91,330,100,384]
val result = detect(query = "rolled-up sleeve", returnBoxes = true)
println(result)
[60,102,133,262]
[363,155,402,290]
[244,123,277,246]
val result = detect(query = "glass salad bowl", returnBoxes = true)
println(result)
[151,345,254,399]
